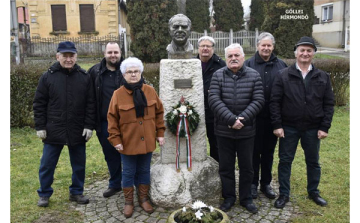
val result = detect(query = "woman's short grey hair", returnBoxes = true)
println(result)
[225,43,244,57]
[257,32,275,46]
[198,36,215,47]
[120,57,144,74]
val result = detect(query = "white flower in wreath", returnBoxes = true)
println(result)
[172,109,178,116]
[182,207,186,212]
[195,210,203,219]
[188,110,193,115]
[178,105,187,114]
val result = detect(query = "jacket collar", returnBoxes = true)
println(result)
[254,51,277,64]
[49,61,80,74]
[289,63,319,79]
[99,56,124,75]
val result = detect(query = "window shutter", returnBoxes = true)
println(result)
[51,5,67,31]
[80,4,95,32]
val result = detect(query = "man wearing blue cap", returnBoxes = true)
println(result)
[33,41,96,207]
[270,36,334,208]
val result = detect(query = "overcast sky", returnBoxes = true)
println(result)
[242,0,251,14]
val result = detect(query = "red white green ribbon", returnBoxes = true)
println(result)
[175,113,192,172]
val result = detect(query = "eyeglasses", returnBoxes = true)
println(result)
[125,70,141,75]
[199,45,213,49]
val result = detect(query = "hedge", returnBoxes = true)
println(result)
[10,58,349,128]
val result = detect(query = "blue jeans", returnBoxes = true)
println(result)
[37,143,86,197]
[278,126,321,197]
[96,121,122,189]
[121,152,152,188]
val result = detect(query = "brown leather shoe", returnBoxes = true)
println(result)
[123,187,134,218]
[137,184,154,214]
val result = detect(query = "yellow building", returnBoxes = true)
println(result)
[16,0,124,38]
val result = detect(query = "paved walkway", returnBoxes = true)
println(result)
[71,178,298,222]
[317,46,350,58]
[70,153,298,223]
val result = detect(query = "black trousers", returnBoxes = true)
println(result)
[206,122,219,162]
[217,135,254,205]
[252,117,278,186]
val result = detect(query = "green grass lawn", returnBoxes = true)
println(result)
[10,106,349,222]
[273,106,350,222]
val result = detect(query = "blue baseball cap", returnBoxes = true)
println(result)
[57,41,77,53]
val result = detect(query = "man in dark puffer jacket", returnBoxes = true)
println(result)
[33,41,96,207]
[208,43,264,214]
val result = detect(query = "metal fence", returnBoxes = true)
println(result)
[24,35,124,57]
[23,29,258,58]
[189,29,259,55]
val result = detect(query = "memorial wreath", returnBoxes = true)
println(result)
[165,96,200,138]
[165,96,200,172]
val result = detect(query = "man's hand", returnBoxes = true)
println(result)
[318,130,328,139]
[157,137,165,146]
[273,128,285,138]
[232,117,244,130]
[36,130,47,140]
[82,128,93,141]
[114,144,123,152]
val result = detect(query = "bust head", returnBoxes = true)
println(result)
[169,14,191,46]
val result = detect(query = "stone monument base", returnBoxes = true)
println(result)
[150,156,221,208]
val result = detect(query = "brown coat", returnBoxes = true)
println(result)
[107,84,165,155]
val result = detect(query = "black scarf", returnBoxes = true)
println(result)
[124,78,148,118]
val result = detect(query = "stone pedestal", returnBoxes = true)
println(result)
[150,59,221,208]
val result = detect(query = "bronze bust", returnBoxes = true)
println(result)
[167,14,194,59]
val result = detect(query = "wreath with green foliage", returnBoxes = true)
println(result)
[165,98,200,137]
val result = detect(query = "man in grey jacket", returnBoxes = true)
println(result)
[208,43,264,214]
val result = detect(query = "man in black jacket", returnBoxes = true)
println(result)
[88,42,126,198]
[244,32,287,200]
[208,43,264,214]
[196,36,226,162]
[33,41,96,207]
[270,36,334,209]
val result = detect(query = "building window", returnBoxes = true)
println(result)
[322,4,333,22]
[51,5,67,31]
[79,4,95,32]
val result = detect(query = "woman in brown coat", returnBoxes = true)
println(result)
[107,57,165,218]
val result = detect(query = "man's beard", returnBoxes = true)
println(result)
[107,60,120,68]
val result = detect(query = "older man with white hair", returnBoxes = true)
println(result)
[196,36,226,162]
[208,43,264,214]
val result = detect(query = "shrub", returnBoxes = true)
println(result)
[213,0,244,32]
[127,0,177,63]
[143,63,160,94]
[282,58,350,106]
[10,61,52,127]
[262,0,314,58]
[186,0,210,32]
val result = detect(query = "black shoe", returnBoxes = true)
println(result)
[37,197,49,207]
[274,195,289,209]
[219,201,234,212]
[241,203,258,214]
[103,187,122,198]
[251,184,258,199]
[69,194,89,204]
[260,184,276,199]
[309,193,328,206]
